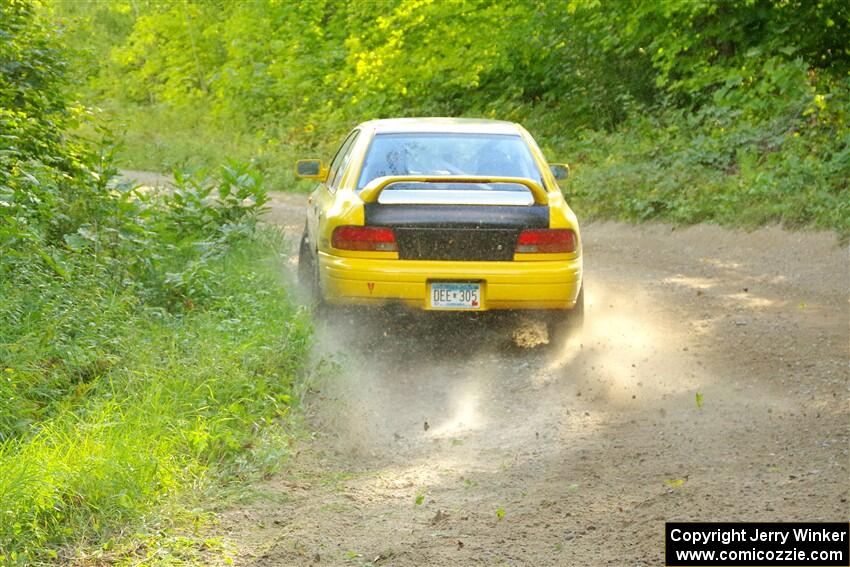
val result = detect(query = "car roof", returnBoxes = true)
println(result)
[360,117,522,135]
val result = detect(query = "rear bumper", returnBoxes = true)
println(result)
[319,252,582,310]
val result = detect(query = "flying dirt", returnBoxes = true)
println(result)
[223,192,848,566]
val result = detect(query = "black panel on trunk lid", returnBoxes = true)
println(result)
[364,204,549,261]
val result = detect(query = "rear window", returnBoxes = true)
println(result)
[357,133,543,190]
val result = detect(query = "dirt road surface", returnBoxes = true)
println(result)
[228,191,848,566]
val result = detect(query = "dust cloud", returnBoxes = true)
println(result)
[305,276,703,463]
[232,215,847,566]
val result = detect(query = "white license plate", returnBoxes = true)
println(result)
[429,282,481,310]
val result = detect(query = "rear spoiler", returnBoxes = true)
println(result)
[358,175,550,205]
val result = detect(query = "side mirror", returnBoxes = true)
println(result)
[295,159,328,181]
[550,163,570,180]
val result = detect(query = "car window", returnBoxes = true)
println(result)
[327,130,360,191]
[357,133,543,190]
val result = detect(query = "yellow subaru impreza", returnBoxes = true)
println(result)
[296,118,583,336]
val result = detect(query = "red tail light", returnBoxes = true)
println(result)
[516,229,577,254]
[332,225,398,252]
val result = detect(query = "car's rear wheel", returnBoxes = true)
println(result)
[298,229,323,308]
[547,285,584,346]
[297,229,312,285]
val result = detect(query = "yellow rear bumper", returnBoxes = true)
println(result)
[319,252,582,310]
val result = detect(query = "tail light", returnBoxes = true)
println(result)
[332,225,398,252]
[515,229,577,254]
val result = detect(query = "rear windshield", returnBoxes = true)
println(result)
[357,133,543,190]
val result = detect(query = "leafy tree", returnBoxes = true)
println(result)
[46,0,850,232]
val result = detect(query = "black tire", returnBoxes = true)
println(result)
[548,285,584,345]
[297,229,323,308]
[297,230,312,286]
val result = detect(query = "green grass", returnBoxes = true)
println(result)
[546,110,850,235]
[100,100,849,237]
[86,101,307,192]
[0,230,310,565]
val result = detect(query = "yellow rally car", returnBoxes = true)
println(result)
[296,118,583,337]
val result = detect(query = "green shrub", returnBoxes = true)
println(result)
[553,74,849,235]
[0,233,310,564]
[1,4,310,561]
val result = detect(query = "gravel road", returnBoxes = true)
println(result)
[227,191,847,566]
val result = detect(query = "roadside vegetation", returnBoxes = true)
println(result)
[1,0,847,562]
[1,2,308,563]
[55,0,849,234]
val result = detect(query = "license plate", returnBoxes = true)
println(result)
[429,282,481,310]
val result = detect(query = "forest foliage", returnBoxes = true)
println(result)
[0,0,848,562]
[55,0,850,233]
[1,0,308,562]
